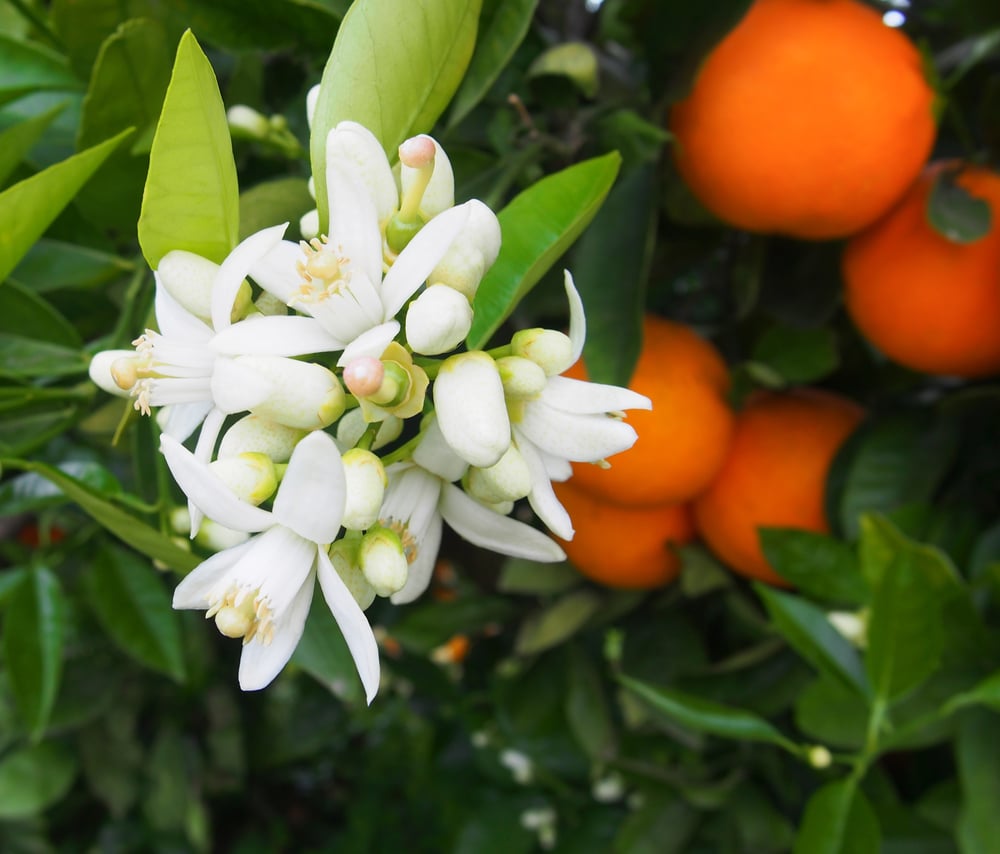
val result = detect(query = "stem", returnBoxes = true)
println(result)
[355,422,380,451]
[380,431,424,466]
[851,695,887,783]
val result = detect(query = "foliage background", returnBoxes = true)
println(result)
[1,0,1000,851]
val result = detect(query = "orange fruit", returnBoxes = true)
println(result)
[566,315,734,506]
[553,480,695,589]
[843,163,1000,378]
[670,0,936,239]
[693,389,864,585]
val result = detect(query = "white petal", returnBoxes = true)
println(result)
[306,84,320,129]
[160,434,274,534]
[210,357,274,414]
[565,270,586,364]
[154,280,213,341]
[433,351,510,468]
[238,572,313,691]
[517,435,574,540]
[249,240,305,304]
[316,547,380,704]
[212,224,289,331]
[212,315,346,356]
[327,121,398,225]
[411,416,468,482]
[439,483,566,562]
[159,400,214,442]
[518,399,639,463]
[381,203,471,319]
[328,161,383,287]
[543,375,652,414]
[336,320,400,367]
[271,430,345,543]
[172,539,255,608]
[188,406,227,535]
[390,510,442,605]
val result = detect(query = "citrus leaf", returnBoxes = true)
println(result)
[0,103,65,187]
[945,669,1000,714]
[750,323,838,385]
[759,528,869,606]
[0,33,82,107]
[238,176,314,240]
[0,742,76,819]
[956,710,1000,854]
[927,170,991,243]
[8,238,134,293]
[467,152,621,349]
[793,779,880,854]
[515,589,602,656]
[311,0,482,229]
[565,644,616,760]
[138,30,239,269]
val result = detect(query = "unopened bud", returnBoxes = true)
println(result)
[329,539,375,609]
[157,250,252,326]
[511,328,573,376]
[807,745,833,769]
[428,200,501,300]
[405,284,473,355]
[496,355,547,398]
[342,449,388,531]
[209,452,277,505]
[343,356,385,398]
[828,609,868,648]
[227,105,270,139]
[360,527,409,597]
[466,445,532,504]
[195,518,252,551]
[433,351,511,468]
[217,414,305,462]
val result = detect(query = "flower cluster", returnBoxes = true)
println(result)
[90,116,650,702]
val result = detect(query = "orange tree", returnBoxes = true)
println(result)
[0,0,998,851]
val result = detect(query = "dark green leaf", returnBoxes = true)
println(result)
[290,592,364,704]
[573,164,656,387]
[794,677,867,749]
[0,568,28,608]
[755,585,869,698]
[238,177,314,240]
[0,402,83,457]
[614,792,700,854]
[759,528,869,606]
[0,34,82,107]
[0,103,65,187]
[0,742,76,819]
[0,279,81,345]
[138,30,239,268]
[448,0,539,127]
[3,567,66,738]
[515,589,602,655]
[945,669,1000,714]
[391,595,516,654]
[927,169,992,243]
[8,238,134,293]
[496,557,580,595]
[618,673,797,750]
[81,546,186,681]
[565,644,616,760]
[793,780,880,854]
[467,152,621,349]
[749,324,838,385]
[0,335,87,379]
[956,710,1000,854]
[0,128,130,284]
[311,0,482,228]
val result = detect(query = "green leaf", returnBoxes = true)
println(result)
[78,18,172,149]
[311,0,482,228]
[467,152,621,349]
[0,460,122,516]
[749,324,838,385]
[3,567,66,739]
[0,459,199,574]
[0,567,28,607]
[514,589,603,656]
[0,103,65,187]
[138,30,239,268]
[759,528,869,606]
[956,710,1000,854]
[618,674,797,750]
[391,595,516,654]
[238,177,314,240]
[0,279,81,345]
[614,792,700,854]
[573,163,655,387]
[0,742,76,819]
[81,546,186,681]
[0,128,130,284]
[290,592,364,704]
[0,402,83,457]
[755,585,869,698]
[565,644,616,760]
[946,669,1000,714]
[8,238,134,292]
[0,33,82,107]
[527,42,599,97]
[496,557,581,595]
[448,0,539,127]
[794,677,867,749]
[793,780,880,854]
[927,169,992,243]
[0,335,87,379]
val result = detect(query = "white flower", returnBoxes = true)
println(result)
[162,430,379,700]
[382,418,564,605]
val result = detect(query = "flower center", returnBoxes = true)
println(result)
[382,518,419,565]
[206,585,274,646]
[296,235,350,303]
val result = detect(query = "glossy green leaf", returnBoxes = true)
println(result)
[0,33,82,107]
[0,742,76,819]
[138,30,239,268]
[0,459,199,574]
[793,780,880,854]
[515,589,602,655]
[0,568,28,607]
[0,279,81,344]
[448,0,539,127]
[3,567,66,739]
[749,324,838,385]
[927,169,992,243]
[311,0,481,228]
[565,644,616,760]
[615,793,700,854]
[467,152,621,349]
[0,402,83,457]
[81,546,186,681]
[573,163,656,387]
[755,585,869,698]
[238,177,314,240]
[759,528,869,606]
[956,710,1000,854]
[0,335,87,379]
[51,0,139,78]
[945,669,1000,714]
[0,128,130,284]
[0,461,122,516]
[618,674,797,750]
[8,238,134,292]
[78,18,171,149]
[390,595,516,654]
[290,593,364,704]
[0,103,65,187]
[794,677,867,749]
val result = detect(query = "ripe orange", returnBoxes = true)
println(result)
[669,0,936,239]
[692,389,864,585]
[843,163,1000,378]
[553,480,695,589]
[566,315,734,506]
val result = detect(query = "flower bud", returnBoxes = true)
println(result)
[405,284,473,355]
[511,328,574,376]
[209,452,278,505]
[356,342,429,421]
[466,445,532,504]
[227,105,270,140]
[496,355,547,398]
[329,539,375,609]
[337,408,403,450]
[88,349,137,397]
[217,415,305,462]
[343,356,384,398]
[195,518,252,551]
[254,291,287,316]
[360,527,409,597]
[433,351,511,468]
[428,200,501,300]
[828,609,868,648]
[299,209,320,240]
[807,745,833,769]
[157,250,252,326]
[342,449,388,531]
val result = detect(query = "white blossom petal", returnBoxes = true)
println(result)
[336,320,400,367]
[518,400,639,463]
[239,570,314,691]
[172,539,255,608]
[390,510,442,605]
[542,375,652,414]
[188,406,227,535]
[565,270,586,364]
[328,161,382,287]
[271,429,345,543]
[210,357,275,414]
[212,315,346,356]
[249,240,304,304]
[327,121,398,225]
[517,434,574,539]
[212,224,289,331]
[411,416,468,482]
[158,400,215,442]
[154,281,213,342]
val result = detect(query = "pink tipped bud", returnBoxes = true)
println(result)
[398,135,436,169]
[343,356,385,398]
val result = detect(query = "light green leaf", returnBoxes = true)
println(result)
[448,0,539,127]
[759,528,869,606]
[0,458,199,574]
[515,589,602,655]
[467,152,621,349]
[81,546,186,681]
[0,128,130,284]
[3,567,66,739]
[311,0,482,229]
[8,238,134,292]
[138,30,239,269]
[527,42,599,97]
[957,710,1000,854]
[618,674,797,751]
[78,18,171,149]
[0,742,76,819]
[0,103,65,187]
[793,780,880,854]
[0,33,82,107]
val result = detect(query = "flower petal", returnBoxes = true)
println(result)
[271,429,345,543]
[439,483,566,562]
[158,400,214,442]
[517,435,574,540]
[336,320,400,367]
[518,399,639,463]
[154,280,213,341]
[172,538,255,608]
[188,406,227,536]
[238,573,313,690]
[327,121,398,225]
[390,510,442,605]
[212,315,345,356]
[160,434,274,534]
[328,161,383,287]
[316,547,380,704]
[542,375,652,414]
[411,416,468,483]
[212,224,289,331]
[249,239,304,304]
[209,357,275,415]
[564,270,586,364]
